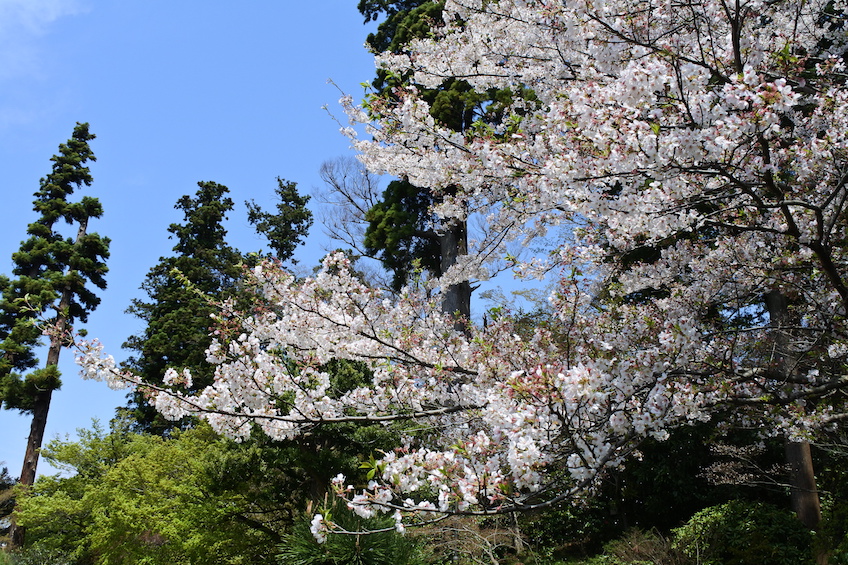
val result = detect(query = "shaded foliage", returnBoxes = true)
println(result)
[672,501,815,565]
[277,498,428,565]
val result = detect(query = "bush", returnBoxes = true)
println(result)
[672,500,814,565]
[277,499,428,565]
[813,440,848,564]
[4,544,74,565]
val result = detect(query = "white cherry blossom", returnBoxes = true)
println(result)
[78,0,848,533]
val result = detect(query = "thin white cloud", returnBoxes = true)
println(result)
[0,0,89,80]
[0,0,86,33]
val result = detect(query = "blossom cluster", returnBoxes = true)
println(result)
[78,0,848,538]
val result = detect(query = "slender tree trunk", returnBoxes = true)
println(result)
[10,220,86,549]
[9,309,67,549]
[8,388,53,548]
[440,218,471,332]
[765,291,822,530]
[18,390,55,488]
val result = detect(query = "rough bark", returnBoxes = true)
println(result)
[440,218,471,332]
[784,440,822,530]
[765,291,822,530]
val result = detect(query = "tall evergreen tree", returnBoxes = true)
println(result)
[359,1,470,317]
[122,181,243,433]
[123,179,312,433]
[351,1,533,323]
[0,122,109,547]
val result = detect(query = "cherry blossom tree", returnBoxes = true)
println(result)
[80,0,848,535]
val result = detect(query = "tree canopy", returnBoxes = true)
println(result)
[15,421,278,564]
[121,181,244,433]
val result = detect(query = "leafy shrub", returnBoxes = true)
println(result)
[277,499,428,565]
[519,497,614,559]
[816,491,848,565]
[599,529,690,565]
[672,500,814,565]
[813,441,848,564]
[5,544,74,565]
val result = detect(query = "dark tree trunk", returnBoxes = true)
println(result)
[785,440,822,530]
[439,218,471,332]
[9,388,53,549]
[9,313,65,549]
[18,389,54,488]
[765,291,822,530]
[10,222,83,548]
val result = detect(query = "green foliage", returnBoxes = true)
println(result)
[519,498,617,560]
[813,439,848,563]
[277,499,428,565]
[201,420,398,532]
[15,421,281,565]
[671,501,814,565]
[4,545,74,565]
[363,179,440,291]
[571,529,689,565]
[362,1,438,55]
[820,499,848,564]
[0,366,61,413]
[82,428,263,564]
[357,0,425,24]
[16,383,401,565]
[601,424,779,533]
[122,178,311,433]
[515,424,764,561]
[0,465,15,547]
[122,181,243,433]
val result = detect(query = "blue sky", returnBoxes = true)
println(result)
[0,1,379,476]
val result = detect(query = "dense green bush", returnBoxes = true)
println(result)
[15,422,280,564]
[518,497,613,560]
[672,500,814,565]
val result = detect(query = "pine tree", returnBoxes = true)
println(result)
[0,122,109,547]
[123,179,311,433]
[122,181,243,433]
